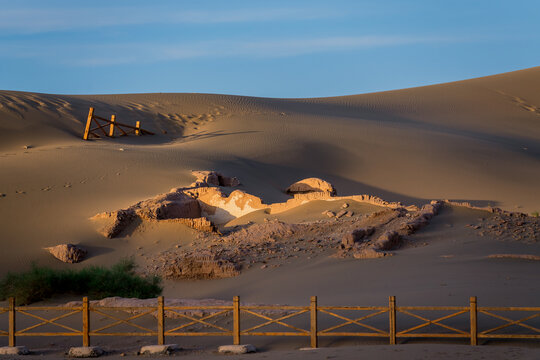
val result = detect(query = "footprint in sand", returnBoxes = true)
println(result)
[499,91,540,116]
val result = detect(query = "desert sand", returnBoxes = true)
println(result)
[0,67,539,356]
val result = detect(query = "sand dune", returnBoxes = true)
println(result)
[0,66,539,356]
[0,67,539,304]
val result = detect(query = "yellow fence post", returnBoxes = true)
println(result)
[83,107,94,140]
[389,296,396,345]
[135,121,141,135]
[82,297,90,347]
[233,296,240,345]
[158,296,165,345]
[310,296,318,348]
[470,296,477,346]
[8,297,15,347]
[109,115,116,137]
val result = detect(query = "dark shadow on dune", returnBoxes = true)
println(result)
[207,155,432,207]
[249,97,540,161]
[204,154,504,210]
[75,244,115,258]
[179,129,261,143]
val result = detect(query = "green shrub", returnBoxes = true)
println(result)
[0,259,162,305]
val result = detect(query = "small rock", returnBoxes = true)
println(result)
[325,211,335,218]
[345,211,354,217]
[0,193,5,197]
[68,346,104,358]
[218,344,257,354]
[342,203,349,209]
[22,145,32,150]
[45,244,87,263]
[118,148,125,151]
[335,210,347,218]
[139,344,180,355]
[0,346,29,355]
[260,264,267,269]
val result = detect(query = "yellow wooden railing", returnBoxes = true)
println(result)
[1,296,538,348]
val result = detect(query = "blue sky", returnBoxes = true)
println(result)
[0,0,539,97]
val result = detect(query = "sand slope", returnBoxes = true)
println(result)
[2,67,539,209]
[0,67,539,295]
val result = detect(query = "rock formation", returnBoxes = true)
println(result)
[190,170,240,188]
[286,178,336,196]
[45,244,87,263]
[163,252,239,279]
[341,227,374,249]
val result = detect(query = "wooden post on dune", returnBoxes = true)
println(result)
[389,296,396,345]
[8,297,15,347]
[157,296,165,345]
[109,115,116,137]
[83,107,94,140]
[470,296,478,345]
[135,121,141,136]
[233,296,240,345]
[82,297,90,347]
[310,296,318,348]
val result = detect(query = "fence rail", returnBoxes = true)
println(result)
[1,296,538,348]
[82,107,154,140]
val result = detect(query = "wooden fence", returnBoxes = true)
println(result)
[1,296,538,348]
[82,107,154,140]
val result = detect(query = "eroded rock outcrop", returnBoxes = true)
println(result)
[286,178,336,196]
[190,187,267,223]
[91,172,438,243]
[93,209,137,238]
[163,217,216,232]
[92,191,203,238]
[190,170,240,187]
[134,191,201,220]
[341,227,374,249]
[338,201,444,259]
[163,252,239,279]
[45,244,87,263]
[373,231,401,251]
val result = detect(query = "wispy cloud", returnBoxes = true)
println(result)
[0,35,464,66]
[0,6,340,34]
